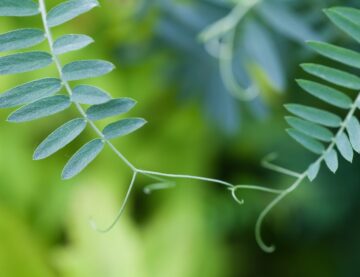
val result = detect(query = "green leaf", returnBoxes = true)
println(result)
[307,162,320,182]
[301,63,360,90]
[62,139,104,180]
[287,128,325,154]
[0,52,52,75]
[53,34,93,55]
[103,118,147,140]
[285,116,333,142]
[346,116,360,153]
[335,132,353,162]
[34,118,87,160]
[47,0,99,27]
[328,7,360,25]
[325,7,360,43]
[296,79,351,109]
[62,60,114,81]
[0,29,45,52]
[0,0,39,17]
[7,95,71,123]
[86,98,136,121]
[71,85,110,105]
[307,41,360,70]
[285,104,342,127]
[0,78,62,108]
[324,149,338,173]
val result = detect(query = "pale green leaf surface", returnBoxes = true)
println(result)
[307,41,360,70]
[301,63,360,90]
[53,34,93,55]
[72,85,110,105]
[285,104,342,127]
[346,116,360,153]
[307,162,320,181]
[324,149,339,173]
[62,139,104,180]
[0,0,39,16]
[47,0,99,27]
[287,128,325,154]
[7,95,71,122]
[0,51,52,75]
[285,116,333,142]
[325,8,360,43]
[62,60,114,81]
[34,118,87,160]
[0,78,62,108]
[297,79,351,109]
[103,118,147,140]
[86,98,136,121]
[0,29,45,52]
[335,132,353,162]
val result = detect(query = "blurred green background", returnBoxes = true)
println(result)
[1,0,360,276]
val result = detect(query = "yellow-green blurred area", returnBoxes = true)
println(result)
[1,0,360,276]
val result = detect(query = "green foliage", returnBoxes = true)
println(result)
[0,0,146,180]
[285,6,360,174]
[1,0,360,256]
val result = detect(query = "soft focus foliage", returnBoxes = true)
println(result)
[1,0,360,276]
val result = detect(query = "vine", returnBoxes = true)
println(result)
[1,0,360,253]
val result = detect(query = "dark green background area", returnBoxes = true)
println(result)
[0,0,359,276]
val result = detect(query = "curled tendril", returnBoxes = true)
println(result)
[199,0,262,102]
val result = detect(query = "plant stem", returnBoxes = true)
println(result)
[255,92,360,253]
